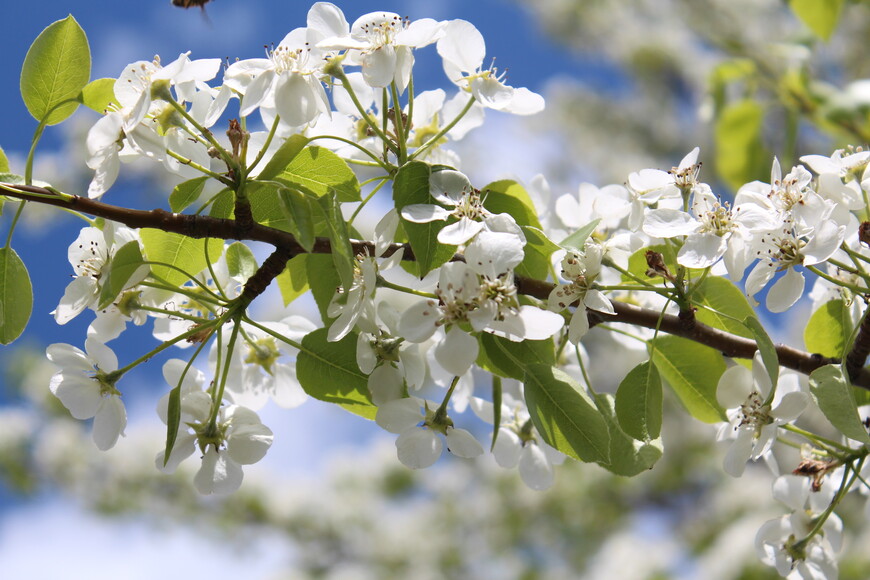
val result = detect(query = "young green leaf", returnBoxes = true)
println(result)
[594,393,663,476]
[79,78,118,113]
[804,299,852,358]
[97,240,148,310]
[714,99,768,191]
[169,176,208,212]
[140,229,223,288]
[225,241,257,281]
[743,315,779,391]
[490,375,502,452]
[278,145,360,202]
[478,333,555,381]
[296,328,375,419]
[393,161,456,277]
[560,219,601,253]
[693,276,756,339]
[306,253,341,323]
[256,134,310,181]
[789,0,844,41]
[278,187,316,252]
[0,146,10,173]
[809,364,870,444]
[21,15,91,125]
[614,360,663,441]
[523,364,610,464]
[316,191,355,292]
[276,254,310,306]
[649,336,726,423]
[0,247,33,344]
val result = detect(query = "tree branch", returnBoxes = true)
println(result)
[4,183,866,388]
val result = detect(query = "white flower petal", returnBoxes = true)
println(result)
[434,326,478,376]
[92,396,126,450]
[519,444,555,490]
[396,427,442,469]
[194,448,244,495]
[445,427,483,458]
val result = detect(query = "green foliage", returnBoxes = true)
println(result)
[714,99,768,191]
[276,145,360,202]
[693,276,756,339]
[0,248,32,345]
[169,176,209,213]
[140,229,224,288]
[809,364,870,444]
[256,134,310,181]
[277,187,316,252]
[316,191,355,292]
[0,146,10,173]
[20,15,90,126]
[523,364,610,464]
[649,336,726,423]
[224,242,257,282]
[296,328,375,419]
[789,0,844,40]
[614,360,663,441]
[79,78,118,113]
[623,244,675,285]
[560,219,601,253]
[481,179,549,278]
[306,253,341,323]
[393,162,456,277]
[804,299,852,358]
[275,254,310,306]
[594,393,663,476]
[477,333,556,381]
[97,240,147,310]
[743,315,778,391]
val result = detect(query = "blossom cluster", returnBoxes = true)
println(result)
[28,3,870,579]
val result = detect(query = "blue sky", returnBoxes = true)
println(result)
[0,1,587,577]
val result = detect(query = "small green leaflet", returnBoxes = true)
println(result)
[477,333,555,381]
[809,364,870,444]
[278,187,316,252]
[224,241,257,282]
[21,15,91,126]
[0,146,10,173]
[0,247,33,344]
[523,364,610,464]
[278,145,360,202]
[560,219,601,253]
[97,241,148,310]
[649,336,726,423]
[169,176,208,213]
[140,229,223,288]
[256,134,309,181]
[595,393,663,476]
[804,299,851,359]
[276,254,309,306]
[614,360,662,441]
[743,315,778,391]
[79,78,119,114]
[789,0,844,41]
[296,328,376,419]
[490,375,502,452]
[316,191,354,292]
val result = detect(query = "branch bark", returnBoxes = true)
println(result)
[4,183,867,388]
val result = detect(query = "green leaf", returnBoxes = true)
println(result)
[743,315,779,390]
[594,394,663,476]
[276,254,310,306]
[0,146,10,173]
[278,187,316,252]
[393,161,456,277]
[560,219,601,253]
[490,375,502,452]
[478,333,555,381]
[316,191,355,292]
[0,248,32,344]
[482,180,548,278]
[306,253,341,323]
[97,241,147,310]
[614,360,663,441]
[649,336,726,423]
[169,176,208,213]
[257,134,309,181]
[804,299,852,358]
[523,364,610,463]
[225,242,257,282]
[693,276,756,339]
[141,229,224,288]
[714,99,768,191]
[809,364,870,444]
[790,0,844,40]
[278,145,360,202]
[20,15,90,125]
[296,328,375,419]
[79,77,118,113]
[523,225,560,259]
[622,244,675,285]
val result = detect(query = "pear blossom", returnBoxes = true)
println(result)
[401,169,523,246]
[317,9,445,92]
[53,223,148,325]
[46,339,126,451]
[548,241,615,343]
[642,187,777,279]
[156,362,273,495]
[436,19,544,115]
[375,397,483,469]
[716,353,809,477]
[224,4,340,126]
[745,218,845,312]
[801,148,869,211]
[625,147,701,230]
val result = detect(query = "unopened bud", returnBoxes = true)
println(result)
[645,250,675,282]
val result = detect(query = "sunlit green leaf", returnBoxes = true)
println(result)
[225,241,257,282]
[97,240,148,310]
[478,333,555,381]
[256,134,309,181]
[615,360,662,441]
[21,15,90,125]
[594,393,663,476]
[809,364,870,444]
[743,315,779,390]
[804,299,852,359]
[276,254,309,306]
[79,77,118,113]
[278,146,360,202]
[169,176,208,213]
[649,336,726,423]
[714,99,768,191]
[317,191,354,292]
[141,229,223,288]
[789,0,844,40]
[0,248,32,344]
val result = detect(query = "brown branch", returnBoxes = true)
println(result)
[5,183,867,388]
